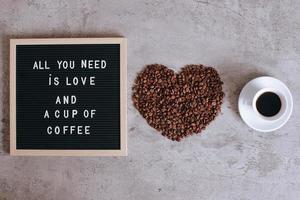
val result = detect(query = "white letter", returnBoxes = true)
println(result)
[48,74,52,85]
[44,110,49,118]
[94,60,100,69]
[55,96,61,104]
[57,60,62,69]
[33,61,39,69]
[81,60,87,69]
[63,126,68,134]
[54,77,59,86]
[83,110,89,118]
[90,110,96,118]
[71,95,77,104]
[66,77,71,86]
[85,126,90,134]
[72,110,78,118]
[72,77,78,85]
[54,126,60,134]
[47,126,52,134]
[54,110,60,118]
[63,96,69,104]
[101,60,106,69]
[77,126,83,134]
[70,126,75,134]
[90,77,95,85]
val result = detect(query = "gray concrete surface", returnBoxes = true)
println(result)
[1,0,300,199]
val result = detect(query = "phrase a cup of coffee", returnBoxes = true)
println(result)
[238,76,293,132]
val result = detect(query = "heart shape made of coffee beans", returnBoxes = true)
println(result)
[132,64,224,141]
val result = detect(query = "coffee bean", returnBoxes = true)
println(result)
[132,64,224,141]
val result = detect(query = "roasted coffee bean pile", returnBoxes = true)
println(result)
[132,64,224,141]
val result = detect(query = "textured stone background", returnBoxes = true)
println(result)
[1,0,300,199]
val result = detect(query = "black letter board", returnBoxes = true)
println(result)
[10,38,127,156]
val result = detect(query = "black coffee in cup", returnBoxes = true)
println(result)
[256,92,281,117]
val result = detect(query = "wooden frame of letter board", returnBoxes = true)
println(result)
[10,38,127,156]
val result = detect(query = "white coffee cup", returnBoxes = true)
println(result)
[239,76,293,132]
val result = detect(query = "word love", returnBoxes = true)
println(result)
[48,74,95,86]
[33,59,107,70]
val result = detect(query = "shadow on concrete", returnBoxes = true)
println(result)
[1,36,10,154]
[215,61,268,118]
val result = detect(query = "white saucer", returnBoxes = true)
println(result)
[238,76,293,132]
